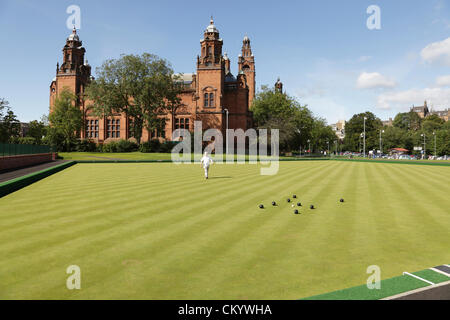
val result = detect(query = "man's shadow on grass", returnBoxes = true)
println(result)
[209,176,232,180]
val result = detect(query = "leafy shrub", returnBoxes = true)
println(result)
[159,141,178,153]
[117,139,138,152]
[139,139,161,153]
[15,137,37,145]
[101,141,118,153]
[76,139,98,152]
[102,139,138,153]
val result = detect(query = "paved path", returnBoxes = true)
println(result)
[0,160,68,183]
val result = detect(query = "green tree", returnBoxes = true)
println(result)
[26,119,47,144]
[48,89,83,151]
[393,111,422,131]
[343,112,382,152]
[86,53,181,144]
[252,85,315,152]
[381,126,409,153]
[434,129,450,156]
[310,117,336,154]
[0,98,21,143]
[421,114,444,133]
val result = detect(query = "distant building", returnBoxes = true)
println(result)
[429,108,449,122]
[390,148,408,155]
[382,117,393,127]
[410,101,429,118]
[410,100,449,121]
[331,120,345,140]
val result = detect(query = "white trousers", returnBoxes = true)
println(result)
[203,166,209,178]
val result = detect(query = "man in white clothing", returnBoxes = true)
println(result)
[200,151,213,179]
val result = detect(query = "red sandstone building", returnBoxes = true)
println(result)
[49,18,255,142]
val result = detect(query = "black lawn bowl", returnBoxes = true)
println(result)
[297,202,302,207]
[340,198,344,203]
[287,198,291,203]
[293,195,297,199]
[259,204,264,209]
[294,209,299,214]
[310,205,315,210]
[272,201,277,206]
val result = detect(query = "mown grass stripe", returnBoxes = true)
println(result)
[0,162,330,296]
[1,161,449,299]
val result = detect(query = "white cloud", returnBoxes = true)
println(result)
[377,87,450,110]
[420,37,450,66]
[356,72,396,89]
[436,75,450,87]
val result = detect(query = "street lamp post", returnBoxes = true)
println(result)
[421,133,426,159]
[379,129,384,155]
[359,133,363,154]
[433,131,436,158]
[307,139,311,155]
[334,140,337,155]
[326,140,329,156]
[363,116,367,158]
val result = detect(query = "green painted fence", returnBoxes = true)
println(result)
[0,143,52,157]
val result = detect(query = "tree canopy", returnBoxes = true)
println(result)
[343,112,383,152]
[251,86,335,153]
[47,89,83,151]
[85,53,182,143]
[0,98,20,143]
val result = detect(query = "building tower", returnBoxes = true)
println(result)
[275,77,283,93]
[50,27,91,113]
[196,17,224,114]
[238,35,255,107]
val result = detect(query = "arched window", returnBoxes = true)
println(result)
[209,93,214,107]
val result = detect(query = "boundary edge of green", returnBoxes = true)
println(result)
[0,161,76,198]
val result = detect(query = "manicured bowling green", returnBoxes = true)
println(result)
[0,161,449,299]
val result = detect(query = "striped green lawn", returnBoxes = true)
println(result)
[0,161,449,299]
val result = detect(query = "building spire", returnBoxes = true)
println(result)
[205,16,219,34]
[67,25,80,42]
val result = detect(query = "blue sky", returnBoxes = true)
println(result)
[1,0,450,124]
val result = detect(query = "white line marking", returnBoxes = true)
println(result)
[381,280,450,300]
[403,272,435,285]
[430,267,450,277]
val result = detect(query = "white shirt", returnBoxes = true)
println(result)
[200,155,213,168]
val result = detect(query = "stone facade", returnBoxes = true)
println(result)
[49,19,254,143]
[410,100,449,121]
